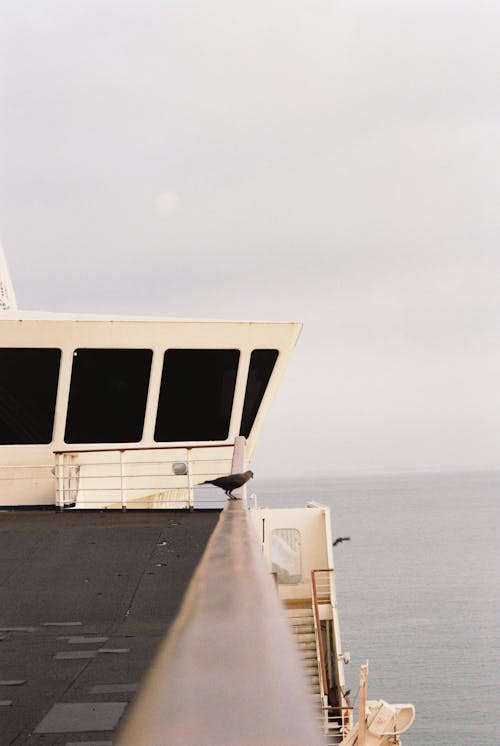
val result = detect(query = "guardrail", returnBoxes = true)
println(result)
[319,705,353,745]
[115,496,326,746]
[311,568,352,741]
[53,445,235,510]
[311,569,332,705]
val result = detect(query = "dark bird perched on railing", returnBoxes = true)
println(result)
[333,537,351,546]
[200,470,254,499]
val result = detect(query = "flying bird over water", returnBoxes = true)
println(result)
[201,470,254,499]
[333,537,351,546]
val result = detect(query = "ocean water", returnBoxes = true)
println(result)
[254,470,499,746]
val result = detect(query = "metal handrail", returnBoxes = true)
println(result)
[320,705,353,738]
[311,568,333,703]
[52,457,233,466]
[52,471,234,480]
[53,443,235,454]
[53,444,235,510]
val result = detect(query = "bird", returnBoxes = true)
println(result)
[333,537,351,546]
[200,470,254,499]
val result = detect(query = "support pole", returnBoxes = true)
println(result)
[187,448,193,510]
[230,435,247,501]
[358,662,368,746]
[0,241,18,311]
[120,450,126,512]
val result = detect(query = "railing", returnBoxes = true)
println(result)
[311,568,352,740]
[115,498,325,745]
[53,445,235,510]
[318,706,353,744]
[311,568,333,704]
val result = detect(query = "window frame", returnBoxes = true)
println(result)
[0,347,62,445]
[154,347,241,443]
[271,527,302,585]
[64,347,153,445]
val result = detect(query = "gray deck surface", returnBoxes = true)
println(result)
[0,510,219,745]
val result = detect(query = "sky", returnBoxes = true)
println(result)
[0,0,499,477]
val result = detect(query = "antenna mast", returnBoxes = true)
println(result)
[0,241,18,311]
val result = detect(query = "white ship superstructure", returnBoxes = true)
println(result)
[0,244,414,745]
[0,311,300,509]
[0,241,18,311]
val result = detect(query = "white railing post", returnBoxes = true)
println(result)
[230,435,247,501]
[187,448,193,510]
[358,662,368,746]
[55,452,63,510]
[120,450,126,511]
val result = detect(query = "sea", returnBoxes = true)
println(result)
[254,470,499,746]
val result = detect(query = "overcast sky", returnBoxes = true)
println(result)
[1,0,499,476]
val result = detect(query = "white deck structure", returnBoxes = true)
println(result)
[0,312,301,508]
[1,244,415,744]
[1,245,301,508]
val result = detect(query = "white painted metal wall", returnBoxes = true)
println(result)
[0,315,301,506]
[250,503,332,601]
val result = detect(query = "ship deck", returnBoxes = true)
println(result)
[0,509,219,745]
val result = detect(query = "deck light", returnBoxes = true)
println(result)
[172,462,188,475]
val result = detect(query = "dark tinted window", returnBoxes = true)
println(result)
[240,349,279,438]
[65,349,152,443]
[154,349,239,441]
[0,348,61,444]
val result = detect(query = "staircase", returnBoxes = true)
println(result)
[286,606,345,745]
[286,607,321,699]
